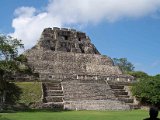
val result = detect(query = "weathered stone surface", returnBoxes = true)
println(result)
[23,27,135,110]
[36,27,100,54]
[64,100,130,110]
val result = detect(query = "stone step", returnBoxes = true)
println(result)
[114,91,128,95]
[63,95,107,101]
[41,79,62,82]
[108,82,132,86]
[63,90,108,93]
[116,95,130,98]
[46,90,63,96]
[109,85,124,89]
[112,89,126,92]
[118,98,134,103]
[44,83,61,87]
[46,102,64,104]
[45,86,62,90]
[64,92,108,96]
[42,102,64,109]
[45,96,63,102]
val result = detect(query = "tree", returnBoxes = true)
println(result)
[0,34,24,110]
[113,58,135,73]
[132,77,160,106]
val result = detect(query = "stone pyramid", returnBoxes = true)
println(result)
[24,27,135,110]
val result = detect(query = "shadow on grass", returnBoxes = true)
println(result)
[19,109,73,113]
[1,108,73,113]
[0,115,12,120]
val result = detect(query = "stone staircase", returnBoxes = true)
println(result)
[108,82,140,109]
[62,80,130,110]
[42,81,64,109]
[62,80,115,101]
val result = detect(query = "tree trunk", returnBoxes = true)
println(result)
[2,90,6,104]
[0,73,6,111]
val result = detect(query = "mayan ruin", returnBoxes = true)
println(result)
[21,27,138,110]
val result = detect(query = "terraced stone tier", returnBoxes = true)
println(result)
[25,49,123,76]
[118,98,134,103]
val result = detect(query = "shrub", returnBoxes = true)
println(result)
[132,77,160,106]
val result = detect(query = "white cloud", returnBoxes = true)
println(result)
[14,7,36,17]
[10,7,62,49]
[10,0,160,49]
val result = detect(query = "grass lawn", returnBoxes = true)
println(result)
[0,110,152,120]
[15,82,42,104]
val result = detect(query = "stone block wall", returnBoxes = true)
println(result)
[25,49,121,76]
[37,27,100,54]
[64,100,130,110]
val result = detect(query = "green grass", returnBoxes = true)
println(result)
[15,82,42,104]
[0,110,153,120]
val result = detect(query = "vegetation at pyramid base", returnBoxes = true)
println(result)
[132,74,160,106]
[15,82,42,105]
[113,57,160,106]
[0,34,33,110]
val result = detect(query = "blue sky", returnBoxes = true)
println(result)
[0,0,160,75]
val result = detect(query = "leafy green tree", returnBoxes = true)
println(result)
[113,58,135,73]
[153,74,160,79]
[132,76,160,106]
[0,34,24,109]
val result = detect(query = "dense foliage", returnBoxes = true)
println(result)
[132,76,160,106]
[0,34,25,109]
[5,82,22,104]
[113,57,160,106]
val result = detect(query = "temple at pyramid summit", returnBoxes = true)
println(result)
[23,27,137,110]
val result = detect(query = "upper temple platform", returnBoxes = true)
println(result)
[35,27,100,54]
